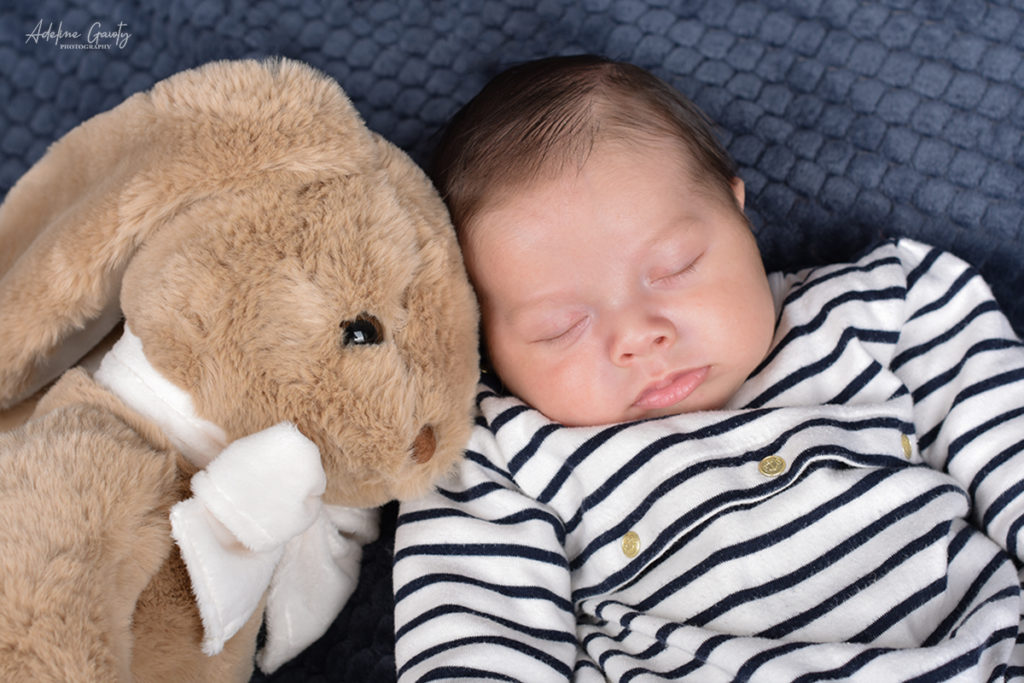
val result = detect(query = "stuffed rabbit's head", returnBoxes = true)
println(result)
[122,141,480,506]
[0,59,479,507]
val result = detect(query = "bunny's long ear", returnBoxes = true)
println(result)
[0,59,372,410]
[0,89,165,408]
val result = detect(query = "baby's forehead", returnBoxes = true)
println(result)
[464,132,695,226]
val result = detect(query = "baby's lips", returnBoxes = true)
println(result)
[633,366,709,411]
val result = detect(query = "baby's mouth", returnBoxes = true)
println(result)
[632,367,710,411]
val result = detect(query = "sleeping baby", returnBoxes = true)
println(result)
[394,54,1024,682]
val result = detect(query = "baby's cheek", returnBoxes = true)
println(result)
[517,360,579,423]
[745,281,778,361]
[560,360,628,424]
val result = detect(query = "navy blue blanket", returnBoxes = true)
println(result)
[2,1,1022,680]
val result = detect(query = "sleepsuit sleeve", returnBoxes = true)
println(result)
[890,238,1024,560]
[393,434,578,681]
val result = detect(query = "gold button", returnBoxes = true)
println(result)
[622,531,641,558]
[758,455,786,477]
[901,434,913,459]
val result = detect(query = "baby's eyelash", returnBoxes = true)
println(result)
[656,259,700,284]
[535,317,587,344]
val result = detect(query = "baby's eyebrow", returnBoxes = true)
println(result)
[505,302,558,325]
[645,220,698,249]
[504,297,580,326]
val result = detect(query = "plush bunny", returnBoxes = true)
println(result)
[0,58,479,681]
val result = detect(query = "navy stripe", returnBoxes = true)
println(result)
[912,338,1024,404]
[399,507,557,528]
[507,423,561,473]
[417,667,520,681]
[904,627,1019,682]
[396,506,567,549]
[828,359,882,404]
[655,633,734,682]
[948,406,1024,471]
[437,480,509,504]
[1008,515,1024,558]
[571,415,910,577]
[791,648,892,683]
[1000,664,1024,679]
[463,448,515,482]
[397,603,577,645]
[758,520,951,640]
[394,542,566,567]
[920,370,1024,456]
[946,522,978,562]
[622,658,703,682]
[747,326,899,408]
[687,487,960,628]
[488,402,530,433]
[536,421,634,504]
[576,453,923,603]
[904,244,943,290]
[400,635,574,679]
[982,477,1024,533]
[562,410,776,534]
[892,300,1002,371]
[946,586,1020,644]
[574,659,602,675]
[908,267,979,322]
[596,640,655,668]
[735,639,816,681]
[782,255,901,308]
[616,467,893,611]
[753,284,905,376]
[751,286,905,379]
[853,576,948,644]
[395,571,573,613]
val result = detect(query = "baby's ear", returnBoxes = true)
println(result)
[730,176,746,209]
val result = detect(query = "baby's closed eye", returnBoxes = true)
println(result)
[531,316,590,345]
[649,251,704,287]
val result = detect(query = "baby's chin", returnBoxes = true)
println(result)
[544,389,735,427]
[540,400,717,428]
[622,399,725,425]
[530,401,629,428]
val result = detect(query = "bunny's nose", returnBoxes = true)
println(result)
[411,425,435,464]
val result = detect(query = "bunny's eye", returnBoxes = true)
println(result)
[340,313,385,346]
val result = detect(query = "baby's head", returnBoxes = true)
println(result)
[434,55,776,426]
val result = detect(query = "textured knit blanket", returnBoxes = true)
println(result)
[2,1,1022,680]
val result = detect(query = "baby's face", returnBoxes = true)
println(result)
[464,139,776,426]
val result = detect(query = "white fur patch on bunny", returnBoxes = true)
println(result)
[94,325,228,466]
[96,326,379,671]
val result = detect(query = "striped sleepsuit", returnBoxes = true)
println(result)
[393,239,1024,682]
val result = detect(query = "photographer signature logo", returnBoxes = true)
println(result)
[25,19,132,50]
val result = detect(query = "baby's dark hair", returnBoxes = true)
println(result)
[431,54,738,238]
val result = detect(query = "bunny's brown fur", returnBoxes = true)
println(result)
[0,58,478,680]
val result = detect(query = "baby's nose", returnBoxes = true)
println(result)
[611,316,676,366]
